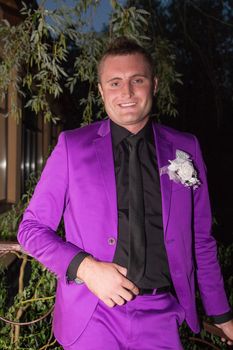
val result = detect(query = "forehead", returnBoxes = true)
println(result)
[99,53,152,81]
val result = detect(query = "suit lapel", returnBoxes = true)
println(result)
[93,120,118,227]
[153,123,173,236]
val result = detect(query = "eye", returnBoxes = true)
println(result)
[109,80,121,88]
[132,78,144,84]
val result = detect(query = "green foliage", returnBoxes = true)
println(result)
[0,171,62,349]
[0,173,39,240]
[0,1,69,123]
[0,0,181,124]
[110,1,150,40]
[0,266,7,314]
[0,260,58,350]
[154,37,183,118]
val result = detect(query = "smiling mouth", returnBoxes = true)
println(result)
[118,102,136,107]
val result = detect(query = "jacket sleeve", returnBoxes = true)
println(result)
[18,132,82,282]
[193,135,231,316]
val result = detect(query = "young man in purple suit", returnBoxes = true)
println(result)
[18,37,233,349]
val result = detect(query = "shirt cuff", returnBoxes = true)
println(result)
[67,251,91,281]
[212,311,233,324]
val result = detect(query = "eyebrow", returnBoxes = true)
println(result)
[106,74,148,83]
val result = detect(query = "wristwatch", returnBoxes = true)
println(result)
[74,277,84,285]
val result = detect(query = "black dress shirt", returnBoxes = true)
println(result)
[111,120,171,289]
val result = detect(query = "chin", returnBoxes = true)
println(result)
[125,116,148,124]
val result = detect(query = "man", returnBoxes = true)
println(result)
[18,37,233,349]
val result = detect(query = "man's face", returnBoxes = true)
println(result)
[98,53,157,133]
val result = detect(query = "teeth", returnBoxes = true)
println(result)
[119,102,136,107]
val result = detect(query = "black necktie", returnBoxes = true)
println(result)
[127,135,146,283]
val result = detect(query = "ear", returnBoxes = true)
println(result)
[153,77,158,95]
[98,83,104,100]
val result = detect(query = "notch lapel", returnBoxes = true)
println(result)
[153,123,173,236]
[93,120,118,227]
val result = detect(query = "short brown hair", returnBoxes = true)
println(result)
[97,36,155,81]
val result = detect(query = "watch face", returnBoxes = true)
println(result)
[74,277,84,285]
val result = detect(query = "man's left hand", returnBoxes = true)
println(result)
[216,320,233,346]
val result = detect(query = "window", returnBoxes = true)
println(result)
[21,112,42,194]
[0,92,8,204]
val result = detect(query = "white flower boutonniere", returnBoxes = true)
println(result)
[160,150,201,189]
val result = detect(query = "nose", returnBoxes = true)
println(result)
[121,81,133,97]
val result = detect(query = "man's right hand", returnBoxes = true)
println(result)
[77,256,139,307]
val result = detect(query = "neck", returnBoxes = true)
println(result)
[119,118,150,134]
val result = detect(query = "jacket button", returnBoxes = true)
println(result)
[108,237,116,245]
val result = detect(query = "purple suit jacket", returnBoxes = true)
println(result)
[18,119,230,346]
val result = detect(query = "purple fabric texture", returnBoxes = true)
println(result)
[18,119,230,347]
[64,293,185,350]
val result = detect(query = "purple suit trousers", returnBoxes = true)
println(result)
[64,292,185,350]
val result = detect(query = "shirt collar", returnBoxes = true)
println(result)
[110,119,154,148]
